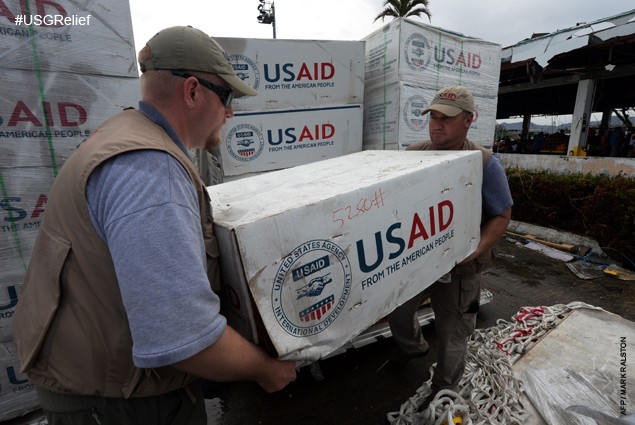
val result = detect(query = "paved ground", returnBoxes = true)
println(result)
[206,235,635,425]
[7,235,634,425]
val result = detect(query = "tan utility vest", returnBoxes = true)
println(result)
[406,138,492,169]
[13,109,220,398]
[406,139,494,272]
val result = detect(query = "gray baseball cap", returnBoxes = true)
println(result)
[139,26,257,98]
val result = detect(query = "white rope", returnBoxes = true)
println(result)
[386,302,602,425]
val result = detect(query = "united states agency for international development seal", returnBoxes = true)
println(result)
[225,123,264,162]
[403,94,429,131]
[228,54,260,91]
[272,239,352,337]
[404,32,432,71]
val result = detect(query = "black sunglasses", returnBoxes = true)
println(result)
[171,70,234,108]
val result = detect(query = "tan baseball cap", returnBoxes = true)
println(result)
[421,86,474,117]
[139,26,257,98]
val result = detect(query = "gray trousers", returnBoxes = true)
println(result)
[35,382,207,425]
[388,261,482,391]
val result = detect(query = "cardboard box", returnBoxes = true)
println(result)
[362,81,498,150]
[0,165,52,292]
[0,69,140,168]
[219,104,363,177]
[1,69,140,341]
[0,0,138,77]
[0,341,39,422]
[0,283,20,343]
[208,150,482,360]
[362,18,501,96]
[216,37,365,111]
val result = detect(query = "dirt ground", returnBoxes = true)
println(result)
[6,236,634,425]
[206,235,635,425]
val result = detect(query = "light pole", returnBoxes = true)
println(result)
[257,0,276,39]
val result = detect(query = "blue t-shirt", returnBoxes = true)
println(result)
[482,155,514,218]
[85,103,226,368]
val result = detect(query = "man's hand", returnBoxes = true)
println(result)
[461,208,512,265]
[257,359,297,393]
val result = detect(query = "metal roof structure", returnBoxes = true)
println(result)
[497,9,635,120]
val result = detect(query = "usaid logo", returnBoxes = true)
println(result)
[403,95,429,131]
[225,123,264,162]
[228,54,260,91]
[404,33,432,71]
[272,240,352,337]
[437,92,457,101]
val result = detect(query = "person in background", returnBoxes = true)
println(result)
[532,131,545,154]
[599,128,610,156]
[13,26,296,425]
[388,86,513,408]
[628,131,635,157]
[609,126,623,157]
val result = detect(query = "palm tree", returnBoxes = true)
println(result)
[374,0,431,23]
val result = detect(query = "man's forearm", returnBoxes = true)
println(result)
[463,207,512,262]
[172,326,296,392]
[174,326,274,381]
[479,207,512,253]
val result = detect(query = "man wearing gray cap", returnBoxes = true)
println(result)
[13,26,296,424]
[388,86,513,407]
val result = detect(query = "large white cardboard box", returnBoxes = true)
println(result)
[362,18,501,96]
[1,68,140,168]
[219,104,363,177]
[0,341,39,422]
[216,37,365,111]
[208,150,482,360]
[0,0,137,77]
[362,82,498,150]
[1,69,139,339]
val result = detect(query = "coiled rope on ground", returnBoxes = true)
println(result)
[386,302,602,425]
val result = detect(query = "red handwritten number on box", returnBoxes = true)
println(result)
[332,188,386,229]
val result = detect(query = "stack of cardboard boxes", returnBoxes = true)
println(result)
[362,18,502,149]
[207,22,494,362]
[0,0,139,420]
[215,37,365,180]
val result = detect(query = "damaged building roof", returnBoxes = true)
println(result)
[497,9,635,119]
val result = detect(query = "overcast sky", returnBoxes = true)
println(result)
[128,1,632,125]
[129,0,632,52]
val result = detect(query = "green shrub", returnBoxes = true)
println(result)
[506,169,635,269]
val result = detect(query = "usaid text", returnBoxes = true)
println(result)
[356,199,455,273]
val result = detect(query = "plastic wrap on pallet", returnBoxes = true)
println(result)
[0,341,39,422]
[362,18,502,96]
[0,0,138,77]
[520,368,623,425]
[1,70,140,342]
[360,18,501,149]
[0,69,140,168]
[513,308,635,424]
[1,67,140,340]
[0,282,20,344]
[1,0,139,418]
[362,81,498,150]
[0,165,53,343]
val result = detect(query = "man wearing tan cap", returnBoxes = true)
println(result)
[13,26,295,424]
[388,86,513,408]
